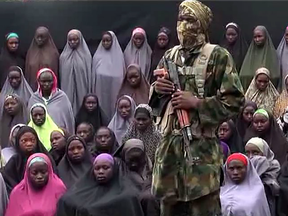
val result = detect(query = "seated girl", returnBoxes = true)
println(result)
[108,95,136,143]
[28,103,60,151]
[220,153,271,216]
[56,153,144,216]
[5,153,66,216]
[1,126,55,193]
[244,108,288,164]
[57,135,92,189]
[246,137,280,216]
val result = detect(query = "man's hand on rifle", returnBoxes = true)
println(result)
[155,78,175,95]
[171,90,202,110]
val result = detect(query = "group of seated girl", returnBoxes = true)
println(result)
[0,120,160,216]
[218,99,288,216]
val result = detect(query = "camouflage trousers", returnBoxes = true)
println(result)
[160,190,222,216]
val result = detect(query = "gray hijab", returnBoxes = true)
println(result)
[124,28,152,79]
[0,173,8,216]
[220,154,271,216]
[0,66,33,113]
[108,95,136,144]
[0,94,28,149]
[60,29,92,115]
[246,137,280,195]
[92,31,125,120]
[28,89,75,134]
[277,28,288,91]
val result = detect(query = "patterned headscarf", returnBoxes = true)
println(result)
[122,104,161,164]
[274,74,288,118]
[179,0,213,33]
[245,67,279,113]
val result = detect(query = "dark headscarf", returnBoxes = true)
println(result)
[0,94,28,149]
[240,26,280,90]
[150,27,173,83]
[25,27,59,91]
[56,156,144,216]
[49,128,70,166]
[75,94,108,132]
[219,119,244,153]
[0,66,33,108]
[57,135,92,189]
[114,138,152,184]
[113,138,159,216]
[117,64,150,105]
[220,23,248,72]
[244,111,288,164]
[234,101,258,138]
[1,126,54,193]
[91,127,119,159]
[0,33,25,89]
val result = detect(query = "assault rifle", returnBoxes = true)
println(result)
[154,65,194,164]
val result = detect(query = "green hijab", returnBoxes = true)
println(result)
[28,103,61,151]
[240,26,280,91]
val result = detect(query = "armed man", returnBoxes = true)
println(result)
[149,0,244,215]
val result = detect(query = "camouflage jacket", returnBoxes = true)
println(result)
[150,43,244,202]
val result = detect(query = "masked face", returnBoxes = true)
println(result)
[177,6,204,49]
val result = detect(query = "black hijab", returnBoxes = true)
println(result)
[57,135,92,189]
[220,23,248,72]
[1,126,53,193]
[91,127,119,159]
[219,119,244,153]
[150,27,173,83]
[234,101,258,138]
[0,33,25,89]
[56,158,144,216]
[49,128,70,166]
[244,113,288,164]
[75,94,108,132]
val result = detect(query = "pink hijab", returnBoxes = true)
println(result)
[5,153,66,216]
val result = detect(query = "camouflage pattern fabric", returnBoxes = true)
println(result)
[150,44,244,205]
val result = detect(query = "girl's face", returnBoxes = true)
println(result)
[253,29,266,47]
[225,27,238,45]
[67,140,85,163]
[133,33,145,48]
[252,113,270,134]
[218,122,232,141]
[8,70,21,89]
[255,74,269,91]
[29,161,49,190]
[245,144,263,159]
[4,97,19,116]
[68,33,80,49]
[76,123,93,143]
[134,111,151,132]
[227,160,247,184]
[242,106,256,123]
[7,37,19,52]
[31,106,46,127]
[157,33,169,48]
[19,132,37,154]
[127,67,141,88]
[118,98,131,119]
[94,160,114,184]
[84,96,97,112]
[102,33,113,50]
[50,131,66,151]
